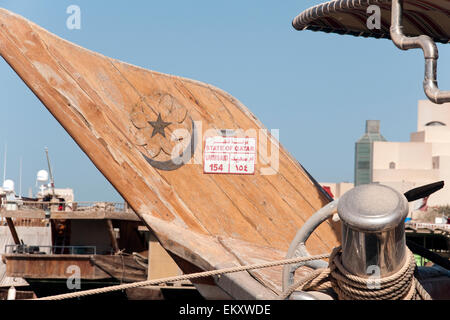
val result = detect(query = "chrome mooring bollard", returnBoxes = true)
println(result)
[337,184,409,278]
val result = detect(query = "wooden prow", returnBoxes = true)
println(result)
[0,8,339,298]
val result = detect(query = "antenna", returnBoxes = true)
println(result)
[3,143,7,183]
[45,148,56,199]
[19,157,22,198]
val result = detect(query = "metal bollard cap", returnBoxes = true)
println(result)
[337,184,409,232]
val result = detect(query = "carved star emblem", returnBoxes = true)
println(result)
[148,113,171,138]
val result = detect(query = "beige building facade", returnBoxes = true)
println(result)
[320,182,354,199]
[372,100,450,206]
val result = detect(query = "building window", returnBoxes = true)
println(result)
[389,162,396,169]
[358,161,370,170]
[433,159,439,169]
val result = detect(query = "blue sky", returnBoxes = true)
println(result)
[0,1,448,201]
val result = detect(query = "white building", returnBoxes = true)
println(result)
[372,100,450,206]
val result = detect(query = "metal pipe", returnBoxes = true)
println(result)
[390,0,450,104]
[338,184,409,277]
[282,200,338,292]
[288,292,320,300]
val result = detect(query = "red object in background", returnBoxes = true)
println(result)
[419,196,429,211]
[322,186,334,199]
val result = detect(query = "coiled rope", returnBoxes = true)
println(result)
[280,247,432,300]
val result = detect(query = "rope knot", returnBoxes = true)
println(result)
[282,247,432,300]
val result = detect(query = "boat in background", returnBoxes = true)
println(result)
[0,152,198,300]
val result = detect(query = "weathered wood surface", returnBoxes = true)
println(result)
[0,8,340,298]
[5,217,20,245]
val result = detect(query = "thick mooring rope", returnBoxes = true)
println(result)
[280,247,432,300]
[34,247,431,301]
[34,252,331,300]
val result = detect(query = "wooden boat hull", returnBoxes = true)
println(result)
[0,8,340,298]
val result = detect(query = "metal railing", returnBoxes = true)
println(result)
[1,218,48,227]
[4,244,97,255]
[0,199,132,213]
[406,221,450,231]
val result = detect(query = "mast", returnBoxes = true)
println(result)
[3,143,7,183]
[45,147,56,199]
[19,157,22,198]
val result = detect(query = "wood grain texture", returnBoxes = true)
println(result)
[0,8,340,298]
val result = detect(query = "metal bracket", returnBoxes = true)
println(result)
[390,0,450,104]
